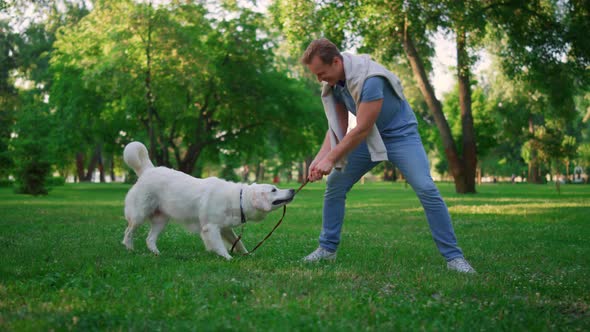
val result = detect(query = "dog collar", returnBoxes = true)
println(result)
[239,189,246,224]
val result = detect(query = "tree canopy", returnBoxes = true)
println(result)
[1,0,588,194]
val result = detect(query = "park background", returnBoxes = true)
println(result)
[0,0,589,192]
[0,0,589,330]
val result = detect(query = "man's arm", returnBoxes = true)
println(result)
[311,131,331,164]
[312,99,383,177]
[336,102,349,138]
[309,103,349,181]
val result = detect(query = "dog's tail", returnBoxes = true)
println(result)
[123,141,155,177]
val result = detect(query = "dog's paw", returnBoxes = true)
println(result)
[146,240,161,255]
[122,240,134,251]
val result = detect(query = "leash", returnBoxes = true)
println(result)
[294,178,310,195]
[230,179,309,255]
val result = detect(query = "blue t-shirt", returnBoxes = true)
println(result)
[332,76,418,139]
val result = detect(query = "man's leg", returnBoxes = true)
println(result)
[319,142,379,252]
[386,132,464,260]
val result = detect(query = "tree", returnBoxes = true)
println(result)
[271,0,589,192]
[51,0,323,177]
[442,83,500,181]
[11,91,55,195]
[485,0,589,183]
[271,0,482,192]
[1,0,92,182]
[574,88,590,179]
[0,21,20,178]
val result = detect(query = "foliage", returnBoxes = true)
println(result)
[528,122,578,174]
[439,79,531,178]
[578,143,590,175]
[0,20,20,178]
[10,91,55,195]
[271,0,590,191]
[0,178,13,187]
[1,0,91,181]
[487,0,589,92]
[50,0,324,176]
[442,84,499,165]
[2,0,589,187]
[45,176,65,186]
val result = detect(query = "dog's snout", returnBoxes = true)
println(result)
[289,189,295,195]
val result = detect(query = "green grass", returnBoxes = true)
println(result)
[1,181,589,331]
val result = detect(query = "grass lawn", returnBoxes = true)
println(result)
[0,181,589,331]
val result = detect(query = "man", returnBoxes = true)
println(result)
[301,38,475,273]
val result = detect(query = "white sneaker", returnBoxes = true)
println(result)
[447,257,476,273]
[302,247,337,262]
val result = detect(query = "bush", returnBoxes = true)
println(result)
[13,158,52,195]
[0,179,13,187]
[46,176,66,186]
[11,92,55,196]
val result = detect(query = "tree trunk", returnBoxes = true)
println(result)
[255,162,265,183]
[144,2,163,167]
[298,161,305,183]
[84,146,100,182]
[146,47,157,164]
[110,157,116,182]
[97,146,105,183]
[527,116,542,183]
[555,168,561,194]
[476,165,482,185]
[76,152,85,182]
[400,24,470,193]
[179,144,203,175]
[456,28,477,193]
[242,164,250,182]
[256,164,261,183]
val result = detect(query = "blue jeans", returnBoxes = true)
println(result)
[319,129,464,261]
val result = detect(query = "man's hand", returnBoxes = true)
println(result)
[307,160,322,182]
[308,157,334,182]
[308,169,323,182]
[314,157,335,178]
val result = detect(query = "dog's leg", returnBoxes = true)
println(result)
[221,228,248,254]
[122,217,142,250]
[200,224,232,260]
[146,214,168,255]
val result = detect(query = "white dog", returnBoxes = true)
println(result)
[122,141,295,259]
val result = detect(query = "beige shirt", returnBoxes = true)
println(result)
[320,53,406,168]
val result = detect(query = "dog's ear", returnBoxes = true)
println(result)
[250,190,272,212]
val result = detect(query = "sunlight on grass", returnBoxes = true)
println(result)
[445,197,553,203]
[400,199,590,216]
[448,201,590,216]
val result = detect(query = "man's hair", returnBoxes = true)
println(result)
[301,38,342,65]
